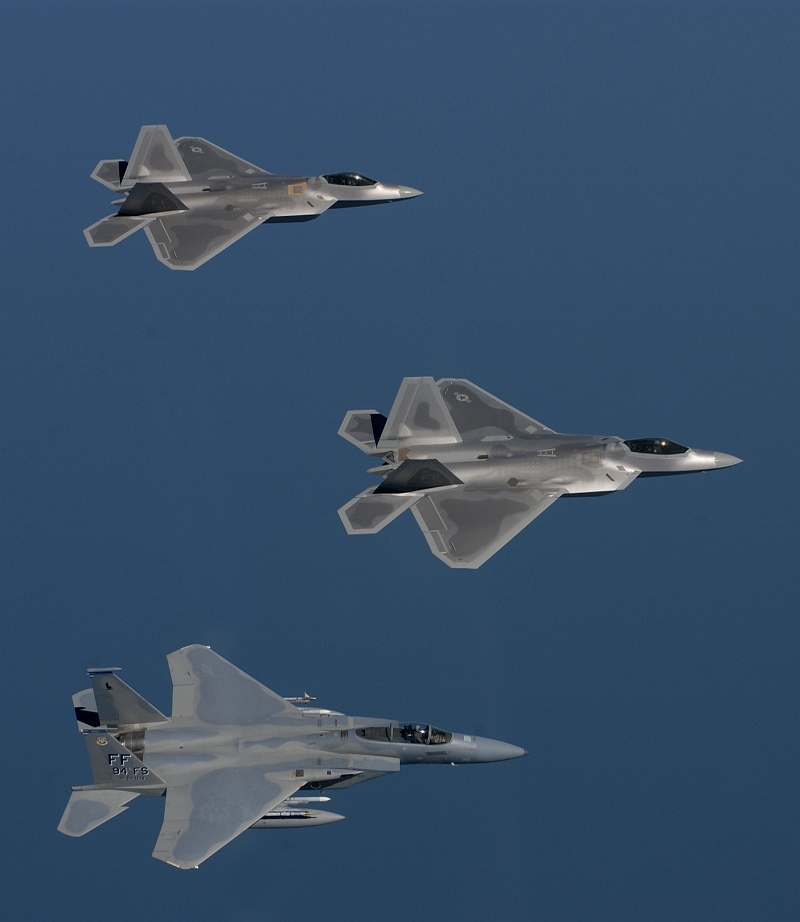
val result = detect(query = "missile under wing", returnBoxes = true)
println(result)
[59,646,525,868]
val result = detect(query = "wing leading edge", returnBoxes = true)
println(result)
[153,770,301,869]
[144,211,267,270]
[412,487,563,568]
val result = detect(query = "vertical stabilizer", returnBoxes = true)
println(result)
[88,669,168,727]
[82,728,165,788]
[123,125,192,185]
[379,377,461,447]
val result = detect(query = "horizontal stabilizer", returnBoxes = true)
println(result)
[82,728,165,788]
[338,410,388,455]
[89,669,168,727]
[379,377,461,447]
[338,489,420,534]
[58,789,139,837]
[83,214,152,247]
[124,125,191,185]
[90,159,129,190]
[375,459,462,494]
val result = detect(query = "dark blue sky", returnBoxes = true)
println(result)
[1,2,798,920]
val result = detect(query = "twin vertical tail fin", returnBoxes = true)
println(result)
[337,377,463,456]
[337,378,464,535]
[85,125,191,247]
[87,668,169,727]
[58,669,167,838]
[89,125,191,191]
[58,731,166,838]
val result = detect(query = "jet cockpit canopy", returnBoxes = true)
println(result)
[624,438,688,455]
[323,172,377,186]
[356,724,453,744]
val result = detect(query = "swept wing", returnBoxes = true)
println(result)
[151,646,303,868]
[144,211,266,271]
[167,645,299,723]
[411,487,563,568]
[153,770,301,869]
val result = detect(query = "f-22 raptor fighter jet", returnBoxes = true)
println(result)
[339,377,742,568]
[59,645,525,869]
[84,125,421,270]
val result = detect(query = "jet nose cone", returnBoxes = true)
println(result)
[397,185,423,198]
[714,452,743,469]
[474,737,528,762]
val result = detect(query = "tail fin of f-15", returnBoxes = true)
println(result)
[81,728,164,788]
[87,668,169,728]
[58,730,165,838]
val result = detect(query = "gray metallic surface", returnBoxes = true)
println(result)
[85,125,421,269]
[60,646,524,869]
[339,377,742,568]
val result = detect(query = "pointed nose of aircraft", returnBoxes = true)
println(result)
[714,452,743,469]
[396,185,423,199]
[473,737,528,762]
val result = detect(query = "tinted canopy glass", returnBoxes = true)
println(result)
[356,724,453,745]
[624,438,688,455]
[323,172,377,186]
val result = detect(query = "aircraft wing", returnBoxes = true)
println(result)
[437,379,554,440]
[153,770,301,869]
[144,211,267,270]
[167,645,299,723]
[175,137,270,180]
[411,487,563,568]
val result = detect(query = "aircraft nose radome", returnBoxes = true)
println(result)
[397,185,423,198]
[474,738,527,762]
[714,452,743,469]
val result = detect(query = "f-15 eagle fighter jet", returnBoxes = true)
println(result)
[339,377,743,568]
[59,645,525,869]
[84,125,421,270]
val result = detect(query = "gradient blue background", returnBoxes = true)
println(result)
[1,2,797,920]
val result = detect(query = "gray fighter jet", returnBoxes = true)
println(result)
[339,377,743,568]
[84,125,421,270]
[59,645,525,869]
